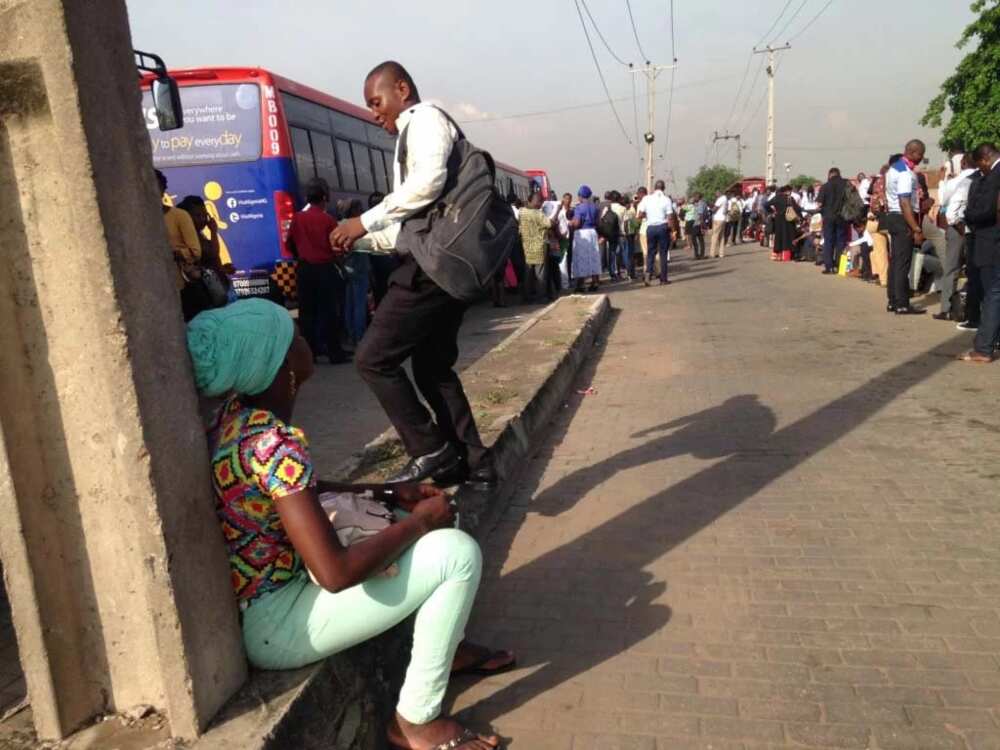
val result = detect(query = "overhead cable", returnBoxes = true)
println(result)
[578,0,632,67]
[624,0,649,62]
[573,0,632,143]
[788,0,835,42]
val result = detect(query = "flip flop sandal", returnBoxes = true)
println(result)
[390,728,486,750]
[958,351,992,363]
[451,649,517,677]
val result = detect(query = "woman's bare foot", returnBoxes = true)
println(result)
[451,641,516,675]
[387,712,499,750]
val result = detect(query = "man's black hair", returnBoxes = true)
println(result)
[176,195,205,212]
[305,177,329,205]
[368,191,385,209]
[905,138,926,153]
[972,143,999,162]
[829,167,841,178]
[366,60,420,101]
[654,179,666,191]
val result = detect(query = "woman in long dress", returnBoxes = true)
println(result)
[570,185,601,292]
[766,185,802,262]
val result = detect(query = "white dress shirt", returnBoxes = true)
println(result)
[637,190,675,227]
[356,102,458,253]
[940,168,977,226]
[858,178,871,203]
[712,195,728,222]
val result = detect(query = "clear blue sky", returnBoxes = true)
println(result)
[126,0,976,195]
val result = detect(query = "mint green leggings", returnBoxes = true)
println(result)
[242,528,482,724]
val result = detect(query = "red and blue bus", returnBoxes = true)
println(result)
[141,67,540,300]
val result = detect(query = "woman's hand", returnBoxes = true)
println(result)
[392,482,444,512]
[410,491,456,533]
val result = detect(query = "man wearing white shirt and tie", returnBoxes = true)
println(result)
[637,179,674,285]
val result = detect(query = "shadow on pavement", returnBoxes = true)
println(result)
[453,330,972,733]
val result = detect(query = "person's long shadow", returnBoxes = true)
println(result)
[451,332,970,736]
[532,395,775,518]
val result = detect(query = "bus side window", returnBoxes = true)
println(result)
[335,139,357,191]
[290,126,316,189]
[352,142,375,193]
[372,149,388,194]
[311,132,339,190]
[382,149,394,189]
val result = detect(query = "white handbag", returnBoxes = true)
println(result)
[307,492,399,583]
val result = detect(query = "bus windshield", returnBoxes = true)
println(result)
[142,83,262,167]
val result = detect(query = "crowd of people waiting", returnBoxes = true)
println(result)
[754,139,1000,363]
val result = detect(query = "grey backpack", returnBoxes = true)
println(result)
[396,106,518,302]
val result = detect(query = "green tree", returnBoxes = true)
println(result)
[921,0,1000,150]
[686,165,741,198]
[790,174,820,189]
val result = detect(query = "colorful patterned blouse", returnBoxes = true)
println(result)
[208,396,313,607]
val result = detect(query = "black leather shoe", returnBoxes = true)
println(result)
[932,312,951,321]
[467,455,498,490]
[886,304,896,313]
[895,306,926,316]
[388,444,462,484]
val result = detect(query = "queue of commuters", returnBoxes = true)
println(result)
[756,140,1000,363]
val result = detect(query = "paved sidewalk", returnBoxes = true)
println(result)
[451,245,1000,749]
[296,302,547,472]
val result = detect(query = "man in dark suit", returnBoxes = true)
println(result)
[960,143,1000,363]
[331,61,494,485]
[816,168,847,274]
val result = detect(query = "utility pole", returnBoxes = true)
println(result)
[712,130,745,176]
[630,61,677,191]
[752,44,791,186]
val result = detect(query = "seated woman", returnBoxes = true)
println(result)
[186,299,512,750]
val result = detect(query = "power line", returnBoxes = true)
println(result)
[788,0,835,42]
[770,0,810,44]
[662,0,677,160]
[732,55,767,131]
[722,0,794,135]
[754,0,794,48]
[624,0,649,62]
[455,72,739,124]
[669,0,677,63]
[722,56,754,134]
[573,0,632,143]
[578,0,632,67]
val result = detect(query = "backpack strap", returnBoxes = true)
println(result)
[397,103,464,182]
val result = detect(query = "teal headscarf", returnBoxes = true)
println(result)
[186,298,294,397]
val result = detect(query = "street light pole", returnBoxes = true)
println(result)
[631,61,677,191]
[752,44,791,186]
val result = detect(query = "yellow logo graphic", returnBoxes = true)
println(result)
[203,180,232,266]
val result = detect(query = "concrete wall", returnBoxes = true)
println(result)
[0,0,245,740]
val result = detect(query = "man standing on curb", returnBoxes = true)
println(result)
[331,61,494,487]
[884,141,927,315]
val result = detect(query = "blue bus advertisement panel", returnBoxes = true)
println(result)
[142,81,296,279]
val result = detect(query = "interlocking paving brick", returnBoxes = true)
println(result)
[447,246,1000,747]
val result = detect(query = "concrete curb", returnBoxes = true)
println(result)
[328,295,570,484]
[454,294,611,539]
[194,294,611,750]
